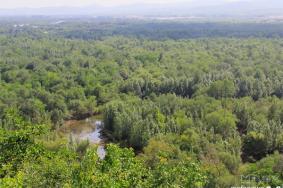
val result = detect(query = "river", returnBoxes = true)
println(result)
[60,116,106,159]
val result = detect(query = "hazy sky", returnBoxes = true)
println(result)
[0,0,252,9]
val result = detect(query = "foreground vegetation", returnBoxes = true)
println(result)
[1,18,283,187]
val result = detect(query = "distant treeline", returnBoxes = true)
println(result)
[1,18,283,40]
[1,18,283,187]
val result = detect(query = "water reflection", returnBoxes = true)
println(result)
[61,117,106,159]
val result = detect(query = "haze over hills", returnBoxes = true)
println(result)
[0,0,282,18]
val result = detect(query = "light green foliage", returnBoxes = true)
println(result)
[151,160,207,188]
[205,109,237,138]
[20,154,74,187]
[239,152,283,187]
[0,108,47,178]
[207,80,236,99]
[1,20,283,187]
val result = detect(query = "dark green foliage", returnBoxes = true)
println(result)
[207,80,236,99]
[1,19,283,187]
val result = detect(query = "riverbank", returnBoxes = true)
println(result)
[59,115,106,159]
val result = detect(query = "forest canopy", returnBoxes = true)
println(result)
[1,18,283,187]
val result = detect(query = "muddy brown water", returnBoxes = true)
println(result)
[60,117,106,159]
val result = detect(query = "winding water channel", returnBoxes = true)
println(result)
[60,117,106,159]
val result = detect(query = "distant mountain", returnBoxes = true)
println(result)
[0,5,101,16]
[0,0,282,17]
[188,0,283,16]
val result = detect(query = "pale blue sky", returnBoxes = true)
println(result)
[0,0,253,9]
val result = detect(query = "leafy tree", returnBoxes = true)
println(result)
[207,80,236,99]
[205,109,237,138]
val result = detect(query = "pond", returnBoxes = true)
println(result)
[60,116,106,159]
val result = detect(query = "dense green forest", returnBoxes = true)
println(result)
[1,18,283,187]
